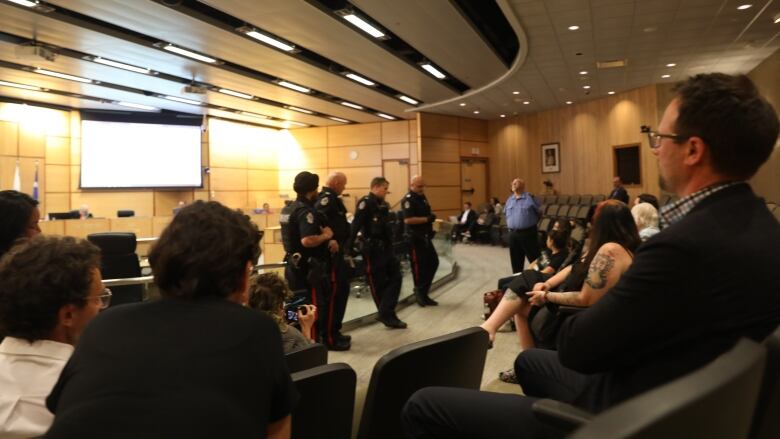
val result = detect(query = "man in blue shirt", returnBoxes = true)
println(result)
[504,178,541,273]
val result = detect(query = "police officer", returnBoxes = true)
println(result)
[402,175,439,307]
[316,172,351,350]
[280,171,335,346]
[348,177,407,329]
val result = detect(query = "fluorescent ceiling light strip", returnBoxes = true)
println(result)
[285,121,308,127]
[34,68,93,83]
[93,57,150,74]
[7,0,38,7]
[287,106,313,114]
[218,88,253,99]
[342,14,385,38]
[340,101,363,110]
[345,73,375,86]
[164,95,202,105]
[244,30,295,52]
[240,111,269,119]
[278,80,311,93]
[163,44,217,63]
[376,113,395,120]
[398,95,418,105]
[117,101,157,110]
[0,80,41,90]
[420,63,446,79]
[329,117,349,123]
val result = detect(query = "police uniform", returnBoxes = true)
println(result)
[348,192,406,328]
[316,186,351,347]
[402,190,440,306]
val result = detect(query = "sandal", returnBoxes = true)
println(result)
[498,368,518,384]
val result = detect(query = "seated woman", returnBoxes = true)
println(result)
[631,202,660,241]
[0,190,41,257]
[248,272,317,353]
[495,220,570,291]
[45,201,296,439]
[483,200,640,353]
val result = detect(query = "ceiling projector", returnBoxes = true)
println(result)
[15,44,58,62]
[183,84,208,94]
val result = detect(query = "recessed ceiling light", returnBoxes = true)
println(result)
[523,101,530,105]
[341,13,386,38]
[583,85,591,89]
[277,80,311,93]
[0,80,42,91]
[398,95,419,105]
[341,101,364,110]
[345,72,375,86]
[7,0,38,7]
[218,88,253,99]
[737,4,752,10]
[512,91,520,95]
[162,44,217,63]
[500,114,506,118]
[117,101,157,111]
[459,102,466,107]
[661,74,671,79]
[420,63,446,79]
[376,113,395,120]
[566,101,573,105]
[666,63,677,67]
[473,110,480,114]
[579,71,588,75]
[329,116,350,123]
[93,57,150,74]
[568,25,580,30]
[286,106,314,114]
[34,68,92,83]
[164,95,202,105]
[608,91,615,95]
[243,29,295,51]
[240,111,270,119]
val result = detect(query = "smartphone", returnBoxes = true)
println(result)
[285,308,299,323]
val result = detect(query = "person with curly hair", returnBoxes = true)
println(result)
[0,235,104,438]
[45,201,297,439]
[0,190,41,257]
[249,272,317,353]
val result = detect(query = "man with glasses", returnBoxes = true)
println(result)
[402,73,780,438]
[0,235,105,438]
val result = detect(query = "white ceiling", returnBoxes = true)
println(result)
[0,0,777,126]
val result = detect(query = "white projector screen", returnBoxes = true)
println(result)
[80,120,202,189]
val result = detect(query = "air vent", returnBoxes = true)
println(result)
[597,59,627,69]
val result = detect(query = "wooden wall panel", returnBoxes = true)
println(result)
[248,169,279,191]
[381,120,410,144]
[152,216,173,236]
[153,191,194,216]
[39,219,65,235]
[328,145,382,168]
[419,113,459,139]
[334,166,383,189]
[459,140,489,158]
[72,192,154,218]
[18,125,45,158]
[44,193,70,216]
[45,137,70,165]
[748,48,780,202]
[328,123,381,146]
[248,191,286,210]
[247,145,277,169]
[45,165,69,192]
[209,142,247,168]
[289,126,327,148]
[0,121,17,156]
[63,218,110,239]
[382,143,412,160]
[419,138,460,163]
[278,168,327,195]
[424,186,461,210]
[459,118,488,142]
[419,163,460,186]
[210,191,247,209]
[209,167,247,191]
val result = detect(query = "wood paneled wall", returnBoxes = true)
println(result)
[487,85,661,203]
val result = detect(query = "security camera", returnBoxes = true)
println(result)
[640,125,651,133]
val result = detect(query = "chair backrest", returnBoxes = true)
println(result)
[750,325,780,439]
[568,195,580,205]
[547,195,558,205]
[291,363,356,439]
[545,204,559,215]
[579,195,593,205]
[593,194,606,203]
[357,327,489,439]
[556,205,569,217]
[566,205,579,218]
[538,217,552,233]
[87,233,143,306]
[575,205,590,221]
[558,195,570,205]
[570,339,766,439]
[117,209,135,217]
[285,343,328,374]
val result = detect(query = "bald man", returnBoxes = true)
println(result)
[402,175,439,307]
[504,178,541,273]
[315,172,351,350]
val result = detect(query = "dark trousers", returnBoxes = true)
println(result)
[509,226,541,273]
[324,254,350,344]
[284,262,331,343]
[363,244,402,318]
[401,349,589,439]
[408,235,439,296]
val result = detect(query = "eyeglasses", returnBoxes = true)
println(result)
[91,288,112,309]
[646,131,689,149]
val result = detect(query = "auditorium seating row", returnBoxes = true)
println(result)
[285,325,780,439]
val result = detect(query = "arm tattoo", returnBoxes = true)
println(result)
[585,252,616,289]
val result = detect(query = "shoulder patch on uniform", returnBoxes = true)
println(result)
[320,197,329,206]
[406,193,411,198]
[358,200,366,210]
[306,212,314,224]
[404,200,410,209]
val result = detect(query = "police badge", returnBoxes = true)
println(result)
[320,197,329,206]
[306,212,314,224]
[358,200,366,210]
[404,201,410,209]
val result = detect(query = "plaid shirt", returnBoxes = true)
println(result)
[659,181,742,228]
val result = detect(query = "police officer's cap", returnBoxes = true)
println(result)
[293,171,319,194]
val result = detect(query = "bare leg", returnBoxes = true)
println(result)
[480,289,526,343]
[513,302,535,350]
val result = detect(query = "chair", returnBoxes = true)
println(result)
[49,211,80,220]
[545,204,559,215]
[558,195,570,205]
[593,194,606,203]
[569,195,580,205]
[86,232,144,306]
[291,363,356,439]
[566,205,579,219]
[556,205,569,218]
[533,338,766,439]
[579,195,593,206]
[285,343,328,374]
[750,325,780,439]
[117,209,135,217]
[575,205,589,224]
[356,327,489,439]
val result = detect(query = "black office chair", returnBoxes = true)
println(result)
[568,195,580,205]
[356,327,489,439]
[87,232,144,306]
[117,209,135,217]
[750,325,780,439]
[285,343,328,374]
[291,363,356,439]
[579,195,593,206]
[532,338,766,439]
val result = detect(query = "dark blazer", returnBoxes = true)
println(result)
[558,183,780,412]
[459,209,477,229]
[608,186,629,204]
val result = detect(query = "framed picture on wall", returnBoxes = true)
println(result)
[542,142,560,173]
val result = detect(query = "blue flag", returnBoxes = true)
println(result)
[32,161,39,201]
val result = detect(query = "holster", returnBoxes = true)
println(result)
[306,256,329,285]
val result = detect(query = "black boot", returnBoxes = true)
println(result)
[423,295,438,306]
[414,288,427,307]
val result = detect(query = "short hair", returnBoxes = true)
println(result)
[636,193,659,210]
[248,273,291,327]
[673,73,779,180]
[0,235,101,342]
[464,201,472,207]
[370,177,389,188]
[631,202,660,230]
[149,201,261,300]
[547,229,568,251]
[0,190,38,256]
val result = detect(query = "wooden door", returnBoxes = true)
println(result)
[461,159,487,208]
[383,160,409,210]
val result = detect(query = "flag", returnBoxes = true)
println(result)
[32,161,39,201]
[12,161,20,192]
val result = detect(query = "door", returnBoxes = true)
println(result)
[461,159,487,209]
[383,160,410,210]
